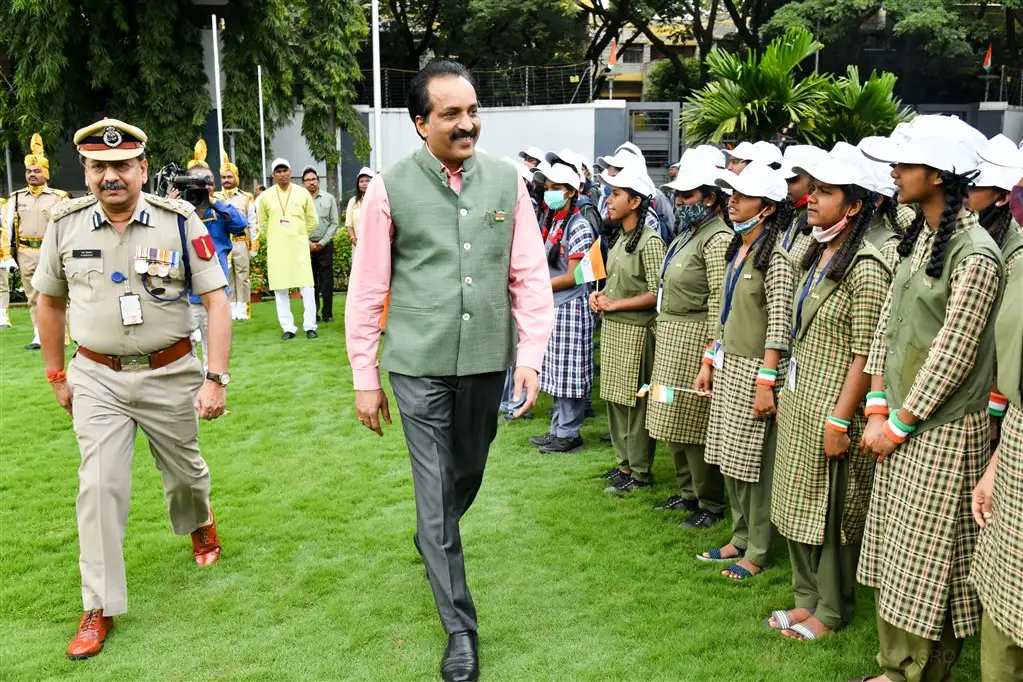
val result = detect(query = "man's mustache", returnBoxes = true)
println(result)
[100,182,127,191]
[451,128,478,142]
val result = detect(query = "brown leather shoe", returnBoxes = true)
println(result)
[191,510,222,566]
[67,610,113,659]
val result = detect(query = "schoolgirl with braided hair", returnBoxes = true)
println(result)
[851,116,1005,682]
[590,165,666,493]
[644,167,734,525]
[694,162,796,581]
[967,159,1023,262]
[766,155,894,642]
[528,162,597,453]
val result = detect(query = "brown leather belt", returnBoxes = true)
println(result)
[77,337,192,372]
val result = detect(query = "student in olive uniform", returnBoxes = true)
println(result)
[970,245,1023,681]
[779,145,827,272]
[854,115,1001,682]
[851,145,904,274]
[4,133,69,348]
[695,162,795,581]
[971,135,1023,265]
[216,153,259,321]
[766,150,891,641]
[646,163,731,528]
[528,160,596,453]
[590,165,666,493]
[32,118,232,660]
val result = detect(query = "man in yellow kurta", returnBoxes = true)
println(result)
[257,158,319,339]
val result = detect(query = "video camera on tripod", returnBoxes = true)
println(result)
[153,162,214,213]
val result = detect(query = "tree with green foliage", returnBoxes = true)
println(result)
[644,58,703,102]
[682,28,829,143]
[294,0,370,199]
[807,66,914,148]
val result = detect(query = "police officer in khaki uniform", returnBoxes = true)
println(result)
[215,153,259,320]
[5,134,70,348]
[31,119,233,660]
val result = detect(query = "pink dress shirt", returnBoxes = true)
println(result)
[345,156,554,391]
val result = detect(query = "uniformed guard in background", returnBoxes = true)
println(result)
[4,134,69,348]
[32,118,234,660]
[215,152,259,320]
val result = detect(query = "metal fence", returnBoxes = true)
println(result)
[987,66,1023,106]
[354,63,596,108]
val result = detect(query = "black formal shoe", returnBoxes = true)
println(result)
[540,436,584,453]
[529,433,554,447]
[25,342,41,350]
[322,316,334,323]
[600,433,613,444]
[281,332,296,341]
[605,476,652,494]
[595,467,622,480]
[441,631,479,682]
[306,330,318,339]
[654,495,699,512]
[681,509,724,530]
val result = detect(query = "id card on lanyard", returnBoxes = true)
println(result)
[719,231,766,327]
[657,236,688,314]
[788,260,829,392]
[276,186,292,225]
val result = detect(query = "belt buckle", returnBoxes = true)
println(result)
[120,355,148,371]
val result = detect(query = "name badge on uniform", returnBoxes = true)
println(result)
[119,294,144,326]
[787,358,798,393]
[713,340,724,370]
[656,285,663,314]
[279,218,290,226]
[72,249,102,259]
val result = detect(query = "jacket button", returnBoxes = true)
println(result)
[464,276,472,284]
[463,242,471,250]
[459,208,468,217]
[888,349,895,355]
[462,313,470,321]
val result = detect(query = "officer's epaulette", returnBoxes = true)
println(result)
[144,193,195,217]
[50,194,98,222]
[53,188,70,200]
[240,190,254,200]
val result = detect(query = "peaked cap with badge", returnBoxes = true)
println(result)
[74,119,148,161]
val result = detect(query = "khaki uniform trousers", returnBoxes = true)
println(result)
[228,240,250,306]
[0,267,9,309]
[16,247,40,326]
[607,330,656,482]
[981,612,1023,682]
[724,423,776,568]
[667,441,726,514]
[875,592,963,682]
[68,351,211,617]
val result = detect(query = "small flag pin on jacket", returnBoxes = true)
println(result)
[495,211,506,223]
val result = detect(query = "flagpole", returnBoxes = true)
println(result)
[371,0,383,170]
[211,14,225,174]
[258,64,267,185]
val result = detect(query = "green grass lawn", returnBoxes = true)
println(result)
[0,296,981,681]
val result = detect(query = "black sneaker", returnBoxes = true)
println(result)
[282,331,296,341]
[681,509,724,530]
[502,411,533,423]
[600,433,613,444]
[605,476,652,494]
[540,436,584,453]
[322,316,334,323]
[306,330,318,339]
[529,433,554,447]
[595,467,622,480]
[654,495,699,512]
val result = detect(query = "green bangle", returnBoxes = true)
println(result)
[866,391,887,400]
[828,416,852,427]
[890,412,916,434]
[759,368,778,376]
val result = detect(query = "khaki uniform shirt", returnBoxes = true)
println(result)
[214,188,259,249]
[5,186,69,244]
[31,193,228,355]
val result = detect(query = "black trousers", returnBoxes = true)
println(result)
[311,242,335,319]
[388,371,504,634]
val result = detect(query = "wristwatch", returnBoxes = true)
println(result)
[206,371,231,386]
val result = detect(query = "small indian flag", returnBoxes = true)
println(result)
[608,38,617,71]
[574,237,606,284]
[636,383,675,404]
[983,43,993,72]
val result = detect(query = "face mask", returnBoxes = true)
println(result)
[544,190,568,211]
[675,203,709,233]
[732,210,765,235]
[977,202,1006,229]
[811,213,850,243]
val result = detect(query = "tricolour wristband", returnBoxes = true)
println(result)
[884,413,915,444]
[703,350,715,366]
[756,368,777,386]
[826,416,851,433]
[989,392,1008,418]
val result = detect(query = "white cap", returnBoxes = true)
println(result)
[974,161,1023,192]
[779,145,827,179]
[616,141,645,160]
[978,134,1023,168]
[856,138,898,197]
[271,157,291,171]
[714,162,787,202]
[545,149,582,172]
[752,141,783,166]
[679,145,727,170]
[534,161,581,188]
[518,146,545,162]
[357,166,376,179]
[501,157,533,184]
[794,143,876,191]
[725,141,758,162]
[860,115,986,175]
[598,149,645,172]
[663,162,722,193]
[599,165,654,197]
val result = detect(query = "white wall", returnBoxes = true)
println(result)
[355,101,627,172]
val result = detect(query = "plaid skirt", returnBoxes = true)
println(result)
[646,319,712,444]
[540,295,594,399]
[971,403,1023,648]
[704,353,777,483]
[599,318,652,407]
[857,410,991,641]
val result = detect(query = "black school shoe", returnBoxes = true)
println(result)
[281,331,296,341]
[529,433,554,447]
[540,436,584,453]
[654,495,700,512]
[605,476,652,494]
[681,509,724,530]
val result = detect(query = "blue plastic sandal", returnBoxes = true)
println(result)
[723,562,762,580]
[696,547,746,562]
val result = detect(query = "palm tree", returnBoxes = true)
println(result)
[681,27,829,144]
[806,66,914,148]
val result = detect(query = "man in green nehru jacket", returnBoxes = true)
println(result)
[344,61,554,682]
